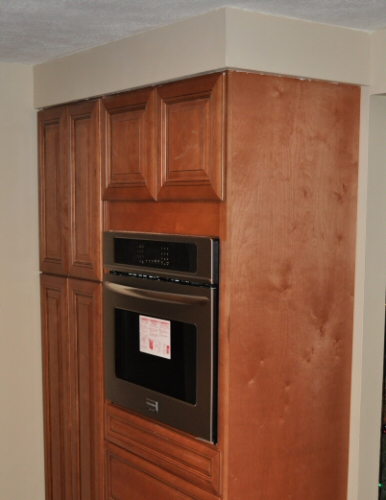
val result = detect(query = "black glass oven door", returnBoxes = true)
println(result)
[114,309,197,404]
[104,274,217,443]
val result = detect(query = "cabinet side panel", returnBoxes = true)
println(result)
[38,107,68,275]
[40,274,71,500]
[222,72,360,500]
[68,279,104,500]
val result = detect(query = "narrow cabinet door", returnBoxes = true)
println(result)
[40,274,71,500]
[101,87,157,200]
[68,279,104,500]
[157,73,225,201]
[38,107,68,275]
[67,101,102,281]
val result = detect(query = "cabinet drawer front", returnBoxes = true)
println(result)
[105,404,221,495]
[106,442,221,500]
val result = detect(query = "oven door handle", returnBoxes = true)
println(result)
[104,282,209,306]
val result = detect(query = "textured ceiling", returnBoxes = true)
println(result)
[2,0,386,65]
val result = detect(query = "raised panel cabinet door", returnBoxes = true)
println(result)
[38,106,68,275]
[101,87,157,200]
[68,279,104,500]
[40,274,71,500]
[67,101,102,281]
[157,73,225,201]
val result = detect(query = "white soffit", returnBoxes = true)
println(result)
[2,0,386,65]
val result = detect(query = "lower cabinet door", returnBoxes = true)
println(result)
[41,275,104,500]
[41,274,71,500]
[68,278,104,500]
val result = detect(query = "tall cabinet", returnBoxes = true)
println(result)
[38,71,360,500]
[39,101,104,500]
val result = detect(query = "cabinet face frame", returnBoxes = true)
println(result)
[156,72,225,201]
[38,106,68,275]
[101,87,157,201]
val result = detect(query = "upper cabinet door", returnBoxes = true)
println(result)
[38,106,68,275]
[157,73,225,201]
[101,88,157,201]
[67,100,102,282]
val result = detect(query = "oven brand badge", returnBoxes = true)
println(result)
[139,315,171,359]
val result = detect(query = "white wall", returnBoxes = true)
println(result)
[0,63,44,500]
[33,7,370,108]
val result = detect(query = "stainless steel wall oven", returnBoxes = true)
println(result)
[104,232,219,443]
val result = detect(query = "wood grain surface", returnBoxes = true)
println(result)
[219,72,360,500]
[67,100,102,281]
[107,201,220,236]
[68,279,104,500]
[40,274,71,500]
[38,106,68,276]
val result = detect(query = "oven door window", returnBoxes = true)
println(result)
[115,308,197,404]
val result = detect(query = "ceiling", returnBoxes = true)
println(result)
[2,0,386,65]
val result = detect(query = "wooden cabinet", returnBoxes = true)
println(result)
[41,274,104,500]
[38,71,360,500]
[104,72,360,500]
[38,100,102,281]
[39,99,104,500]
[101,73,224,202]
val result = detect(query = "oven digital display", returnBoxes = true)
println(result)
[114,238,197,273]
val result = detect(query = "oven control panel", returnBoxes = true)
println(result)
[114,238,197,272]
[104,232,219,285]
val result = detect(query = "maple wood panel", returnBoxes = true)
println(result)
[106,201,220,236]
[157,73,225,201]
[67,101,102,281]
[40,274,71,500]
[105,404,221,495]
[38,106,68,275]
[220,72,360,500]
[68,279,104,500]
[101,88,157,200]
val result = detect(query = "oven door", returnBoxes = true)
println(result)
[104,273,217,443]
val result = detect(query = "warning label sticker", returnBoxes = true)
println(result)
[139,315,171,359]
